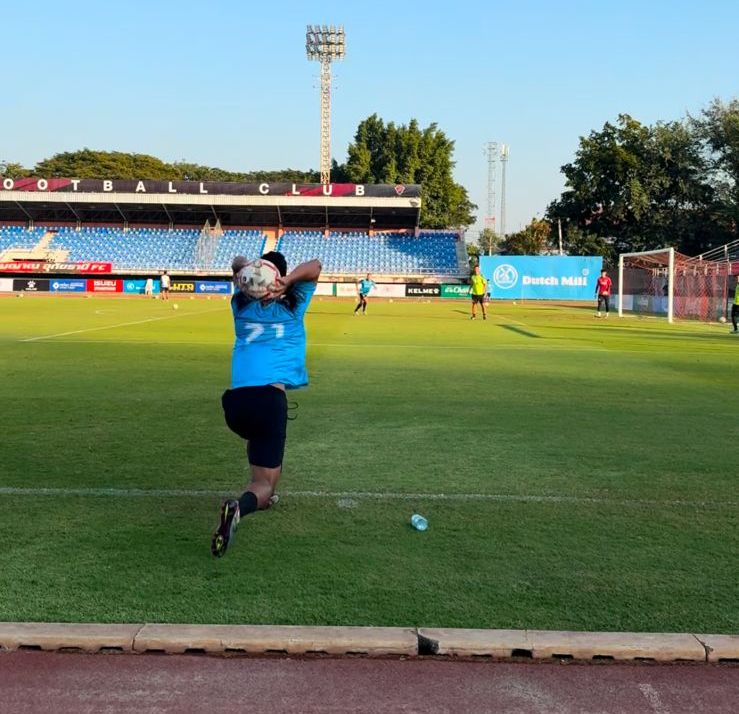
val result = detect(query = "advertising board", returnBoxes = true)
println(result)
[50,279,87,292]
[479,256,603,301]
[13,278,49,292]
[405,284,441,297]
[87,279,123,293]
[440,284,471,299]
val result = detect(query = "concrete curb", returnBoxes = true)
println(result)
[417,629,712,661]
[0,623,141,652]
[696,634,739,663]
[133,625,417,656]
[1,623,737,662]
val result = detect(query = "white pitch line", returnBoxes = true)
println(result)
[0,486,732,509]
[638,684,671,714]
[311,342,594,351]
[13,338,608,352]
[499,316,530,328]
[13,338,732,356]
[19,307,224,342]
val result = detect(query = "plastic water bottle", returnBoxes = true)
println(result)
[411,513,428,531]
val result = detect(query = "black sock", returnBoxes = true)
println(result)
[238,491,258,516]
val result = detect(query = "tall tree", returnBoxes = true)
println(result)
[691,98,739,237]
[547,111,727,255]
[0,161,31,178]
[465,242,480,269]
[559,224,615,264]
[477,228,500,255]
[35,149,174,179]
[501,218,551,255]
[342,114,476,228]
[28,149,319,183]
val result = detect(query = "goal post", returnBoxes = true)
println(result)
[618,246,731,323]
[618,247,674,323]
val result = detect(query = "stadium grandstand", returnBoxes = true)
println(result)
[0,179,468,283]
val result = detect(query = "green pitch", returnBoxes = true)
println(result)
[0,295,736,632]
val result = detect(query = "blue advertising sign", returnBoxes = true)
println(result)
[195,281,231,294]
[50,278,87,293]
[479,256,603,301]
[123,279,160,294]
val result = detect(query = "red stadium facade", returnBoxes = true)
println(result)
[0,180,422,229]
[0,179,468,292]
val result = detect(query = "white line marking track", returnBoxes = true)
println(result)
[0,487,732,509]
[19,307,223,342]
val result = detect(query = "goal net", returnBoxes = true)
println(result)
[618,246,734,323]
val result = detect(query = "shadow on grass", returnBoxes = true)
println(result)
[545,324,727,341]
[501,324,541,339]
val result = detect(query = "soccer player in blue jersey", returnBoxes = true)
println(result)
[211,250,322,557]
[354,273,375,315]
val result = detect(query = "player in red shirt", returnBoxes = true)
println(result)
[595,269,612,318]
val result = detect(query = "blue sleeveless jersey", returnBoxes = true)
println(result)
[359,279,375,295]
[230,281,316,390]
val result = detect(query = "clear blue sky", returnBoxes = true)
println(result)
[2,0,738,235]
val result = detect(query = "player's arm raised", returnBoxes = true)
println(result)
[268,259,322,298]
[285,258,322,284]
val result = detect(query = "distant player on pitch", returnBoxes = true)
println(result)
[354,273,375,315]
[595,268,612,318]
[211,251,322,558]
[160,270,171,301]
[731,280,739,334]
[469,265,487,320]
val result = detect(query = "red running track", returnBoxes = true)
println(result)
[0,651,737,713]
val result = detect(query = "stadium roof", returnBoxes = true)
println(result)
[0,179,422,229]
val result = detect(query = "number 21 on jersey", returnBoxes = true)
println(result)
[244,323,285,344]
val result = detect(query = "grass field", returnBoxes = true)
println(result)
[0,294,737,632]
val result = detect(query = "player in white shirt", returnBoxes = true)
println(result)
[160,271,171,300]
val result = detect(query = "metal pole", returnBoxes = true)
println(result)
[306,25,345,186]
[485,142,497,235]
[557,218,563,256]
[499,144,508,238]
[319,58,332,184]
[667,247,674,323]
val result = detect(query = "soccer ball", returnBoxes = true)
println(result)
[718,316,727,323]
[238,259,280,299]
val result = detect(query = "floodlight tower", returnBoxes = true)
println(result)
[306,24,345,185]
[499,144,509,237]
[484,141,498,233]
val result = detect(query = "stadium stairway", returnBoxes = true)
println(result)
[455,240,470,274]
[0,228,62,262]
[261,230,279,254]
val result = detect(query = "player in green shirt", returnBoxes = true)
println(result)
[469,265,488,320]
[731,282,739,334]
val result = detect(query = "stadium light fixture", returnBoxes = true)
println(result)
[306,24,346,184]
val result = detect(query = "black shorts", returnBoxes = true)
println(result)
[471,294,485,304]
[221,386,288,468]
[161,286,170,292]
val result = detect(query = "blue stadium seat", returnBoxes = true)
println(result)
[2,225,460,275]
[277,231,459,275]
[0,226,45,253]
[211,230,267,270]
[43,227,269,271]
[49,227,201,270]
